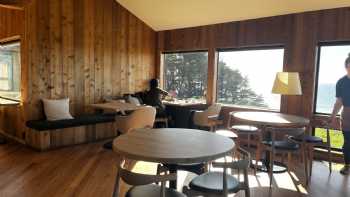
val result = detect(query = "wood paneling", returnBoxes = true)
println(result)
[157,7,350,124]
[0,6,25,141]
[0,7,23,39]
[0,0,156,141]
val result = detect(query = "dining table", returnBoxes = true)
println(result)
[89,101,141,114]
[232,111,310,173]
[113,128,235,189]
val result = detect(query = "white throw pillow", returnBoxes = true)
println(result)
[127,95,141,106]
[42,98,74,121]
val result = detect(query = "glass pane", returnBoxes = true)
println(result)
[0,41,21,100]
[163,52,208,101]
[315,128,344,149]
[0,63,9,78]
[315,45,350,114]
[217,48,284,110]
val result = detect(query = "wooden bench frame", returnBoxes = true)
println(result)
[26,121,117,151]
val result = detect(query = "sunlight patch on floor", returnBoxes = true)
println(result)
[131,161,158,174]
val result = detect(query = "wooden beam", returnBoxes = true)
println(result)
[0,0,27,10]
[206,48,218,105]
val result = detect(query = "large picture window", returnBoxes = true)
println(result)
[163,51,208,101]
[217,48,284,110]
[314,43,350,150]
[315,43,350,114]
[0,41,21,101]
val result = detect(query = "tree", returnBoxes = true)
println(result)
[164,52,267,108]
[217,61,266,107]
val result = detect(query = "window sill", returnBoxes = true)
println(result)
[0,98,20,106]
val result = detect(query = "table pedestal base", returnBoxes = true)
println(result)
[253,159,287,173]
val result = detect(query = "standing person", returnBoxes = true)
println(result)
[331,53,350,175]
[144,79,169,117]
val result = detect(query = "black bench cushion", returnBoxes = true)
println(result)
[26,113,116,131]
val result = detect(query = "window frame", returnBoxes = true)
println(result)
[313,41,350,116]
[312,41,350,151]
[215,45,285,111]
[162,50,209,101]
[0,38,21,102]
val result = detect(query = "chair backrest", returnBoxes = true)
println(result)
[129,106,156,130]
[193,104,222,127]
[212,147,251,170]
[116,106,156,134]
[114,165,176,197]
[276,127,306,137]
[212,147,250,196]
[206,103,222,116]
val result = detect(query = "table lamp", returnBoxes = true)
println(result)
[272,72,302,95]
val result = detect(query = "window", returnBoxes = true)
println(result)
[217,48,284,110]
[0,41,21,101]
[315,43,350,114]
[314,43,350,150]
[163,51,208,101]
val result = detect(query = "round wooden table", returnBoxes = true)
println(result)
[232,111,310,128]
[113,128,235,188]
[232,111,310,173]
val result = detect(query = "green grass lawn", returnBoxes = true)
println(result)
[314,128,344,149]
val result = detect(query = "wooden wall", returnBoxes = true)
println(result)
[0,6,23,39]
[157,7,350,124]
[0,0,156,140]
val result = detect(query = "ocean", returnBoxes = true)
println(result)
[316,83,336,114]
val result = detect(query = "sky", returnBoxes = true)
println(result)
[219,49,284,110]
[318,45,350,84]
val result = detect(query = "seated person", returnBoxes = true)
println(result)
[143,79,169,117]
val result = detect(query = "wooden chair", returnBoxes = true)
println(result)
[115,106,156,134]
[261,127,307,187]
[183,147,251,197]
[227,111,261,174]
[193,104,222,131]
[104,106,156,149]
[289,120,332,180]
[113,164,185,197]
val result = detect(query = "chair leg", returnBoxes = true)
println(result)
[269,150,274,187]
[287,152,292,172]
[301,144,309,185]
[254,144,261,175]
[281,153,285,164]
[309,145,314,178]
[245,188,250,197]
[328,144,332,173]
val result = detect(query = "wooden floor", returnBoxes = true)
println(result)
[0,141,349,197]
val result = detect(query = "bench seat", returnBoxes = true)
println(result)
[26,113,116,131]
[25,113,117,151]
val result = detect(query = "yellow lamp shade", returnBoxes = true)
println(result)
[272,72,302,95]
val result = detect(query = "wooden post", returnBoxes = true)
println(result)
[206,48,217,105]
